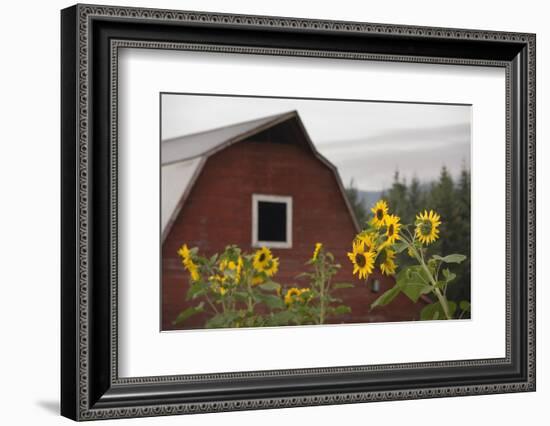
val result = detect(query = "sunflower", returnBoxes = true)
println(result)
[185,259,200,282]
[415,210,441,245]
[251,275,264,286]
[264,257,279,277]
[384,214,401,244]
[284,287,311,305]
[177,244,191,263]
[220,256,244,281]
[312,243,323,261]
[378,248,397,276]
[371,200,389,228]
[253,247,272,272]
[355,231,377,253]
[347,240,375,279]
[235,256,243,281]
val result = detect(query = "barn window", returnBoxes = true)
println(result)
[252,194,292,249]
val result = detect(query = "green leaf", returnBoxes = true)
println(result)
[400,282,432,303]
[332,283,355,290]
[295,272,313,279]
[442,268,456,283]
[459,300,471,312]
[393,241,409,254]
[186,282,207,300]
[267,310,294,326]
[173,302,204,325]
[433,254,467,264]
[259,282,281,292]
[405,266,430,284]
[333,305,352,315]
[206,311,240,328]
[256,294,284,309]
[371,285,401,309]
[420,301,457,320]
[396,267,432,303]
[233,291,250,301]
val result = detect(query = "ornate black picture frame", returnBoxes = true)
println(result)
[61,4,536,421]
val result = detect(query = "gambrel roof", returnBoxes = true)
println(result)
[161,111,359,240]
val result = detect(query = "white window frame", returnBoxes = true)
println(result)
[252,194,293,249]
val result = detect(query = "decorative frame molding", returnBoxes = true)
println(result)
[61,4,535,421]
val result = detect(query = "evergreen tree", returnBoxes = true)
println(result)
[344,178,368,226]
[383,171,410,221]
[408,175,424,220]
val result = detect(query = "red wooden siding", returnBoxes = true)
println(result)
[161,137,425,330]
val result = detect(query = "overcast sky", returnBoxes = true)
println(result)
[162,94,471,192]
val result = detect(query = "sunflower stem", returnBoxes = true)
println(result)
[318,257,325,325]
[246,271,254,314]
[404,235,451,320]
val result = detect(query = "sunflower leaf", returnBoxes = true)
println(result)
[395,267,432,302]
[186,282,207,300]
[459,300,471,312]
[442,268,456,283]
[333,305,352,315]
[173,302,204,325]
[402,283,433,303]
[259,282,280,292]
[393,241,409,254]
[205,311,240,328]
[371,285,401,309]
[432,254,467,264]
[332,283,355,290]
[420,301,457,320]
[295,272,312,280]
[255,294,284,309]
[267,310,294,326]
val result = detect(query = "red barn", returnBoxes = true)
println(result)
[161,111,425,330]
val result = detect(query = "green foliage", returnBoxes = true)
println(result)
[420,301,457,321]
[433,254,467,264]
[344,178,368,225]
[284,244,354,325]
[173,244,353,329]
[370,285,401,308]
[396,267,432,303]
[173,302,204,325]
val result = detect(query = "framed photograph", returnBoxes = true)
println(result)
[61,4,536,421]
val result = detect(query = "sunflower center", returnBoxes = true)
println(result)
[388,224,394,236]
[259,253,266,262]
[355,253,367,267]
[420,220,432,236]
[376,209,384,220]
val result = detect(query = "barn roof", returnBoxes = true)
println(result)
[162,112,294,165]
[161,111,360,240]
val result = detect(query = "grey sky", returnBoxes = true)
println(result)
[162,94,471,191]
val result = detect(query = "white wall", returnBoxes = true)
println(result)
[0,0,546,424]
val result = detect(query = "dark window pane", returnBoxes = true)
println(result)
[258,201,287,242]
